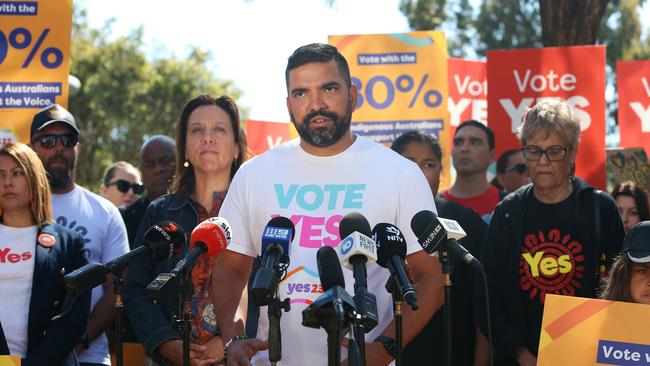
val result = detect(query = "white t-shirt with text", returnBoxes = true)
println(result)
[220,136,436,366]
[52,185,129,365]
[0,224,36,357]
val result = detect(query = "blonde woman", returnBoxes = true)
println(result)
[0,142,90,366]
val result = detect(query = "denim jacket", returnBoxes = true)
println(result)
[123,194,199,359]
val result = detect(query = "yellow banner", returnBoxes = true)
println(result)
[329,31,450,189]
[0,0,72,144]
[0,356,20,366]
[538,294,650,365]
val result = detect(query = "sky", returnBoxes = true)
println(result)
[83,0,411,122]
[82,0,650,127]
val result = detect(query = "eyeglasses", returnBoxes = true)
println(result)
[506,163,527,175]
[106,179,145,195]
[33,133,78,148]
[522,146,569,162]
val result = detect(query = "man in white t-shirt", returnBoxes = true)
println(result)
[29,104,129,366]
[213,43,443,366]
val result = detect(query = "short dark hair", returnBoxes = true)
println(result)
[390,130,442,162]
[285,43,351,90]
[455,120,495,150]
[611,181,650,222]
[496,149,521,174]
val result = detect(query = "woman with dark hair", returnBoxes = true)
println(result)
[0,142,90,366]
[124,95,248,365]
[610,181,650,233]
[601,221,650,304]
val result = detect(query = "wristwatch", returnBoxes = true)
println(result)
[223,335,248,362]
[79,332,90,349]
[374,335,397,359]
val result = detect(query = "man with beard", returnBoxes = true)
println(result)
[120,135,176,248]
[212,43,442,366]
[29,104,129,366]
[443,120,502,223]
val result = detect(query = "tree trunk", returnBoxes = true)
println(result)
[540,0,609,46]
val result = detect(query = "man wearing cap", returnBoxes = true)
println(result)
[29,104,129,366]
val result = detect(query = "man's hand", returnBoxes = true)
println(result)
[226,338,269,366]
[515,346,537,366]
[192,336,224,365]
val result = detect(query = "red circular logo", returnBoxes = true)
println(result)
[519,228,584,303]
[37,233,56,248]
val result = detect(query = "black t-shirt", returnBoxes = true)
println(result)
[402,197,488,366]
[519,191,602,355]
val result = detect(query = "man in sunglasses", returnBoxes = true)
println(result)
[495,149,530,194]
[29,104,129,366]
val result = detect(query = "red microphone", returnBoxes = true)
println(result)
[189,217,231,256]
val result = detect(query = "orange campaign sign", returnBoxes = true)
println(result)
[538,295,650,365]
[245,119,297,157]
[447,58,487,137]
[0,0,73,144]
[617,60,650,158]
[487,46,607,189]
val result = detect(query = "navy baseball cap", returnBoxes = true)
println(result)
[30,104,79,138]
[623,221,650,263]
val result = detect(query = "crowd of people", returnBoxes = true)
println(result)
[1,43,649,366]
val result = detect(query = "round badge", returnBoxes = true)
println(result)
[38,233,56,248]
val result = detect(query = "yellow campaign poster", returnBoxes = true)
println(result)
[538,294,650,365]
[329,32,451,189]
[0,0,72,144]
[0,356,20,365]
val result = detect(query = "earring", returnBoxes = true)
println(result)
[233,157,238,166]
[183,160,190,168]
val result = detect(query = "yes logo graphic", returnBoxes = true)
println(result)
[519,228,584,303]
[0,247,32,263]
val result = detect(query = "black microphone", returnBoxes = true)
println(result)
[372,223,419,310]
[64,221,186,295]
[302,246,356,329]
[411,210,483,270]
[251,216,296,306]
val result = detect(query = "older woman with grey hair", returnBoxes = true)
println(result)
[475,100,625,366]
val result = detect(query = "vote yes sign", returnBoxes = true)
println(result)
[448,58,487,133]
[246,119,297,157]
[487,46,607,189]
[617,60,650,159]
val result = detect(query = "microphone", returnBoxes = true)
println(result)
[338,212,378,330]
[146,217,231,298]
[410,210,483,270]
[250,216,295,306]
[372,223,419,310]
[64,221,185,295]
[302,246,356,329]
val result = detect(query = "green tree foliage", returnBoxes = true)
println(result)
[69,9,241,189]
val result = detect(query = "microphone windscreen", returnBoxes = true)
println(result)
[339,212,372,238]
[372,223,407,267]
[145,221,186,261]
[317,245,345,290]
[266,216,296,241]
[190,217,232,256]
[410,210,437,239]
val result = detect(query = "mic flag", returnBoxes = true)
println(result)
[338,212,377,270]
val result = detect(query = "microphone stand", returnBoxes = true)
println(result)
[112,272,125,366]
[385,277,403,366]
[178,269,194,366]
[268,294,290,365]
[439,250,452,366]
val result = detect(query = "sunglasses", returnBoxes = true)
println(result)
[107,179,145,195]
[34,133,78,148]
[506,163,527,175]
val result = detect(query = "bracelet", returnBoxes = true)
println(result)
[223,335,248,362]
